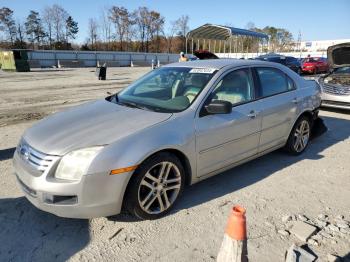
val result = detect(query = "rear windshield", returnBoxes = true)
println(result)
[303,58,319,63]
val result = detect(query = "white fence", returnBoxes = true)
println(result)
[26,50,329,68]
[27,50,180,68]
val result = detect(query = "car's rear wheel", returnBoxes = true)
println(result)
[124,152,185,220]
[285,116,311,155]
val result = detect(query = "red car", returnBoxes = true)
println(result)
[301,57,329,74]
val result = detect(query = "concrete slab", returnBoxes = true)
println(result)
[290,221,317,242]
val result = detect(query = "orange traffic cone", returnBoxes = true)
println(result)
[217,205,248,262]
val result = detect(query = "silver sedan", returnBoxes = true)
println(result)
[13,59,321,220]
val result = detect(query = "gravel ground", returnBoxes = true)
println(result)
[0,68,349,262]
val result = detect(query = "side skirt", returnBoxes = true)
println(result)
[193,142,286,183]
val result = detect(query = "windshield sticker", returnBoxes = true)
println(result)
[189,68,216,74]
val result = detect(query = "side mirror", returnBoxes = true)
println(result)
[204,100,232,115]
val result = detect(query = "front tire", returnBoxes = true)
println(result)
[124,152,185,220]
[284,116,311,155]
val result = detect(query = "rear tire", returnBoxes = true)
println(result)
[124,152,185,220]
[284,116,311,155]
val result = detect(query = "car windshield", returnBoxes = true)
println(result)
[334,67,350,74]
[109,67,216,113]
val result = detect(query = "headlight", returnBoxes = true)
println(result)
[55,146,104,181]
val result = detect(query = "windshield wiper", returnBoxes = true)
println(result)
[118,100,151,111]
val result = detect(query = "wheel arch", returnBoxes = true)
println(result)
[287,109,316,140]
[121,147,193,213]
[136,148,193,186]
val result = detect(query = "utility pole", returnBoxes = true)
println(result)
[297,30,302,58]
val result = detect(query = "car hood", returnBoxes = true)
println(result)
[23,99,172,155]
[327,43,350,69]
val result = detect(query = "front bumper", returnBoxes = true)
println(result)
[13,150,132,219]
[321,93,350,110]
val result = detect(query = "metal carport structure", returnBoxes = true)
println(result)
[186,24,269,57]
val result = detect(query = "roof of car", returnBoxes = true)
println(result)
[164,58,274,70]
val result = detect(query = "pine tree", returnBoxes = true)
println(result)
[25,10,46,49]
[65,16,78,43]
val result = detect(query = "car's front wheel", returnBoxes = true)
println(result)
[124,152,185,220]
[285,116,311,155]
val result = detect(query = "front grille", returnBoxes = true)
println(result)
[322,84,350,96]
[17,140,59,175]
[322,100,350,107]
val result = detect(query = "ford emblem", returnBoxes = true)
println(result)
[20,145,30,160]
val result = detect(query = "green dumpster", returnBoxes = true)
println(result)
[0,50,30,72]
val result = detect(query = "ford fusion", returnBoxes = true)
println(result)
[13,59,321,220]
[318,43,350,110]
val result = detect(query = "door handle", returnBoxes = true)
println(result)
[247,110,258,119]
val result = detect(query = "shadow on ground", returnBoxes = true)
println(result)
[1,114,349,261]
[174,115,349,211]
[0,197,89,262]
[110,114,349,222]
[0,147,15,161]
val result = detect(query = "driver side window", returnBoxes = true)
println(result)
[211,68,255,106]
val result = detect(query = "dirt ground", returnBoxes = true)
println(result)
[0,68,349,262]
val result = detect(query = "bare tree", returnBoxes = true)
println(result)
[15,20,26,49]
[174,15,189,51]
[87,18,98,50]
[100,7,112,50]
[0,7,17,44]
[109,6,134,51]
[133,7,149,52]
[42,6,53,47]
[147,11,164,52]
[165,20,178,53]
[51,4,68,42]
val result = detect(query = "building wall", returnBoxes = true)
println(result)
[215,51,327,59]
[298,39,350,52]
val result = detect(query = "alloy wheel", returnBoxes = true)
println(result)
[293,120,310,152]
[138,161,181,214]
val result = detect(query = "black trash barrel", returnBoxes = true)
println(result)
[96,66,107,80]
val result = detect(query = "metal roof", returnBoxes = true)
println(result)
[187,24,268,40]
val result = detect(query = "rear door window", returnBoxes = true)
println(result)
[256,67,294,97]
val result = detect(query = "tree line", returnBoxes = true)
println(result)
[0,5,295,53]
[0,5,190,53]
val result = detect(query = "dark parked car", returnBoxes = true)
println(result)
[256,54,302,75]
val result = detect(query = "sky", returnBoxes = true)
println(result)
[2,0,350,44]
